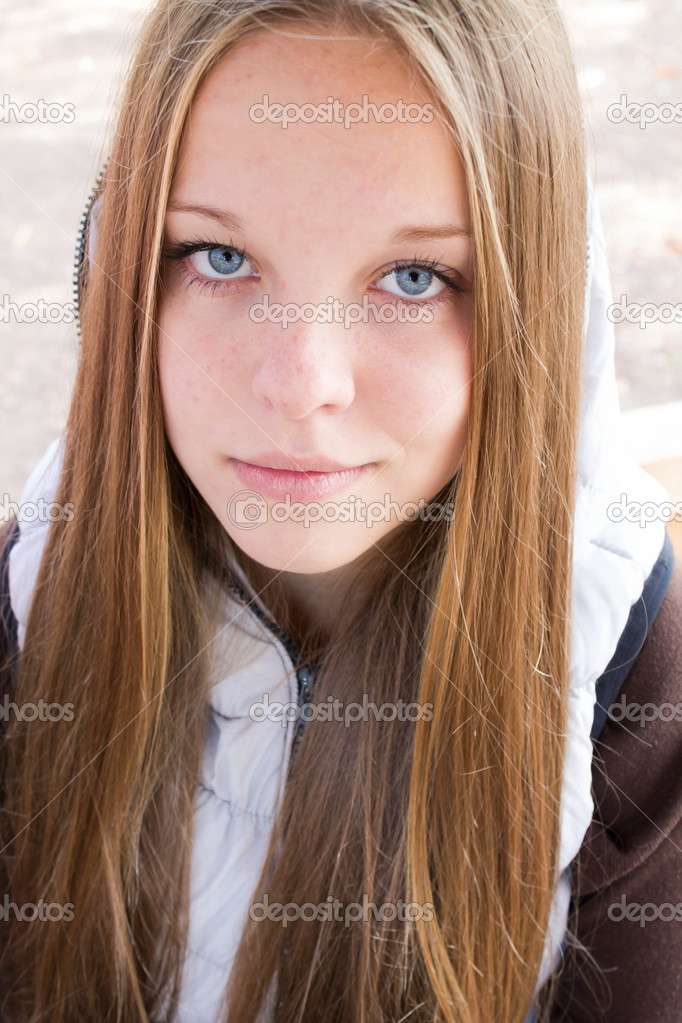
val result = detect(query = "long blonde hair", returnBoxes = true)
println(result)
[1,1,588,1020]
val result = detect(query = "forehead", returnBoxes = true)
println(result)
[170,31,470,245]
[191,29,433,122]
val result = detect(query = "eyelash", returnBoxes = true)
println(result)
[161,238,468,305]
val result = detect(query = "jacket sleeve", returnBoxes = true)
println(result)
[549,552,682,1021]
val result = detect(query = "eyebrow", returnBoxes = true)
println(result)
[166,200,471,242]
[389,223,470,243]
[167,200,246,233]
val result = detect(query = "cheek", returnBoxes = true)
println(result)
[157,299,249,424]
[157,311,204,431]
[369,331,472,436]
[156,304,234,462]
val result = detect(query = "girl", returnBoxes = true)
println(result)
[0,1,678,1021]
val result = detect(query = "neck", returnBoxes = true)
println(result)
[228,543,391,658]
[226,522,416,658]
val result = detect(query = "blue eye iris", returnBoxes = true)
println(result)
[207,247,244,275]
[394,266,434,296]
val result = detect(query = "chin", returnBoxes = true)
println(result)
[224,523,374,575]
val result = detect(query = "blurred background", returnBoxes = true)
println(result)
[1,0,680,554]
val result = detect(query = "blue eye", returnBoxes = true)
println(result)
[193,246,252,279]
[161,239,254,293]
[376,258,467,303]
[379,264,444,299]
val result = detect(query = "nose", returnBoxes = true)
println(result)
[251,318,356,419]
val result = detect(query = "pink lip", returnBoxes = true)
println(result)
[235,451,362,472]
[231,459,373,501]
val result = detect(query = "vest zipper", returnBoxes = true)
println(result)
[225,574,314,773]
[225,574,310,1017]
[223,572,316,1010]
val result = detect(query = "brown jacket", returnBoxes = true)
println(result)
[549,550,682,1020]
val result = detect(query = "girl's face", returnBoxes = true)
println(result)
[158,31,473,574]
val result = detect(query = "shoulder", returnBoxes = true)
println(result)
[588,548,682,862]
[549,549,682,1021]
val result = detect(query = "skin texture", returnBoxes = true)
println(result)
[157,29,473,634]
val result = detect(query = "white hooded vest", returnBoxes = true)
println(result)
[7,175,670,1021]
